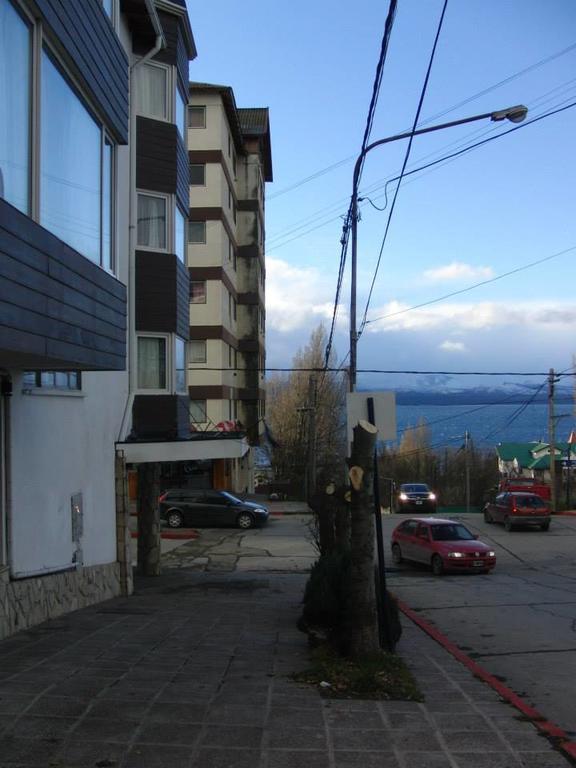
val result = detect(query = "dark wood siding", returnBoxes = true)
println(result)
[154,11,189,93]
[132,394,190,440]
[0,199,126,370]
[36,0,128,143]
[135,251,189,339]
[137,117,178,195]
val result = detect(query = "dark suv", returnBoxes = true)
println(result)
[396,483,437,513]
[158,489,269,529]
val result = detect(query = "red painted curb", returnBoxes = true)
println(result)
[397,599,576,762]
[130,531,199,540]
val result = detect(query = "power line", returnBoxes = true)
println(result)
[266,41,576,205]
[192,366,576,377]
[364,243,576,326]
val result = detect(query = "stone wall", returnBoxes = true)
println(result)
[0,563,122,641]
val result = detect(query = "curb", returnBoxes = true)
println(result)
[397,600,576,762]
[131,530,199,540]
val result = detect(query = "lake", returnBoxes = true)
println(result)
[395,402,559,450]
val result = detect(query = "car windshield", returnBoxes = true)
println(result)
[402,484,429,493]
[514,495,546,508]
[430,524,475,541]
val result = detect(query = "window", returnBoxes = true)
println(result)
[190,281,206,303]
[175,206,185,263]
[190,164,205,185]
[0,0,31,214]
[176,87,186,142]
[137,193,166,249]
[190,340,206,363]
[190,399,207,423]
[135,62,168,120]
[23,371,81,391]
[188,220,206,244]
[188,105,206,128]
[41,50,114,267]
[137,336,166,390]
[175,337,186,393]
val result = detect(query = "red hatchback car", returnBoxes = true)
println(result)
[483,492,550,531]
[391,517,496,576]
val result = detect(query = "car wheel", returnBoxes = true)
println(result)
[541,521,550,531]
[236,512,254,530]
[391,544,403,565]
[504,517,514,532]
[166,509,184,529]
[431,555,444,576]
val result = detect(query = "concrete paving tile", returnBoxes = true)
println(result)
[430,713,491,731]
[0,714,17,734]
[124,743,194,768]
[268,725,327,750]
[333,751,400,767]
[402,754,455,768]
[85,698,150,720]
[324,709,386,729]
[442,731,509,752]
[451,754,522,768]
[502,731,555,750]
[268,706,324,728]
[26,696,91,718]
[204,705,267,725]
[386,712,434,730]
[421,700,477,714]
[516,753,574,767]
[488,715,539,732]
[71,717,140,742]
[137,721,202,745]
[200,724,263,749]
[0,736,63,763]
[268,749,330,768]
[191,748,262,768]
[145,702,208,723]
[55,737,128,766]
[331,728,394,751]
[388,729,443,751]
[0,694,36,715]
[7,714,76,739]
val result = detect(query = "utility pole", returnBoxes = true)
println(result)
[548,368,557,512]
[464,430,471,514]
[308,375,317,501]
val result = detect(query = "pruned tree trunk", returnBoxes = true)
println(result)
[334,485,351,553]
[347,420,379,657]
[137,462,161,576]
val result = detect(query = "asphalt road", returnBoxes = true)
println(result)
[381,512,576,738]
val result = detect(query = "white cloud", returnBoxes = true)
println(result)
[423,262,494,282]
[265,256,348,332]
[365,301,576,334]
[439,340,466,353]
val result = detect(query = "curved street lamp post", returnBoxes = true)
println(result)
[349,104,528,392]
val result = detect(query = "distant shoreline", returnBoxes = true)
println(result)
[394,390,572,406]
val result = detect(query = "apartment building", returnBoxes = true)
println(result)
[187,83,272,492]
[0,0,194,638]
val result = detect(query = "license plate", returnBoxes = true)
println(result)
[473,561,484,567]
[415,500,423,505]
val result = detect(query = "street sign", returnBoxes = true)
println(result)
[346,391,396,444]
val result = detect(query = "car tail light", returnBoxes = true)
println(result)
[158,492,167,503]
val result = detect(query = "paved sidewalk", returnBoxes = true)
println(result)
[0,568,572,768]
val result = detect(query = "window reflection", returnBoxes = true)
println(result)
[41,50,101,263]
[0,0,31,213]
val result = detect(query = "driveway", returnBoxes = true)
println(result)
[381,512,576,737]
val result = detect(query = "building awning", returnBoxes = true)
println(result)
[116,437,250,464]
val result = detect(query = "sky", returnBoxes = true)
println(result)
[184,0,576,393]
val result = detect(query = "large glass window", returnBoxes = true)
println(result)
[190,340,206,363]
[190,281,206,303]
[23,371,81,391]
[176,87,186,142]
[137,336,166,389]
[188,221,206,244]
[175,337,186,393]
[188,105,206,128]
[102,138,113,271]
[135,62,167,120]
[0,0,30,214]
[137,193,166,249]
[41,50,102,264]
[175,206,185,263]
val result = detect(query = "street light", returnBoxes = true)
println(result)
[349,104,528,391]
